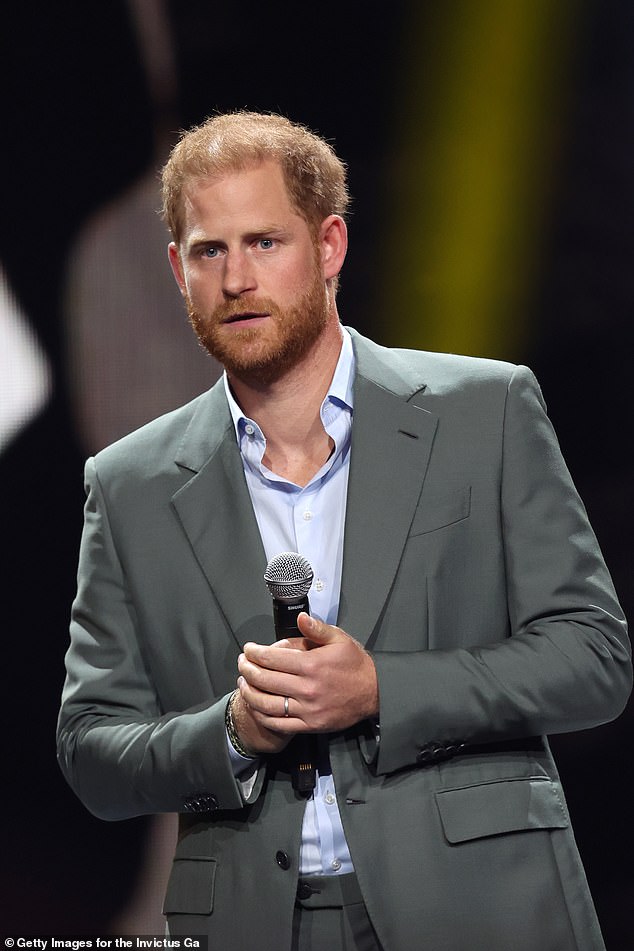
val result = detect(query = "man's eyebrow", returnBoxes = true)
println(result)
[186,236,222,251]
[244,226,289,239]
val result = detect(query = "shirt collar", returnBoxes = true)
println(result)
[224,326,355,443]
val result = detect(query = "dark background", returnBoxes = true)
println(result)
[1,1,632,945]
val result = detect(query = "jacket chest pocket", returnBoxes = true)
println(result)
[409,486,471,536]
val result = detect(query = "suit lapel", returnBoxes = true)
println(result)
[338,333,438,644]
[171,382,275,648]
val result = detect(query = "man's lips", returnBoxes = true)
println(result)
[222,311,270,325]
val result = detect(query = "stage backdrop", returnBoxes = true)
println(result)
[1,1,632,944]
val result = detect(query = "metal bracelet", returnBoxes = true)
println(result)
[225,690,257,759]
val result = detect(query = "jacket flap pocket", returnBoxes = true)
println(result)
[436,777,569,844]
[163,857,217,915]
[410,486,471,536]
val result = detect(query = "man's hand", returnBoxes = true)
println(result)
[236,613,379,734]
[230,689,293,756]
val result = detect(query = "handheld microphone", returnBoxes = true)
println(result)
[263,552,316,796]
[263,551,313,639]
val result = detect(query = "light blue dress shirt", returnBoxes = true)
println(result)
[224,328,355,875]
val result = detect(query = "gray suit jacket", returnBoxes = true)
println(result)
[58,329,631,951]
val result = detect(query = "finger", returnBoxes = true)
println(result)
[242,642,307,674]
[270,636,312,652]
[238,654,302,697]
[237,677,307,730]
[297,613,348,644]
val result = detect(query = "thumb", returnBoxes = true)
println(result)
[297,612,346,645]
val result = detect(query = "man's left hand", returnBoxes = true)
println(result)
[237,613,379,733]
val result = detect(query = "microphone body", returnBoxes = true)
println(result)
[271,595,309,639]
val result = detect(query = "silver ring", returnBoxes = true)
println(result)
[284,696,290,717]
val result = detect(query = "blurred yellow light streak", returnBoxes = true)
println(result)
[380,0,579,359]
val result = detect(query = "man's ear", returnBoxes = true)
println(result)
[168,242,187,297]
[319,215,348,282]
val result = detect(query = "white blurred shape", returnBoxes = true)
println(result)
[0,264,53,452]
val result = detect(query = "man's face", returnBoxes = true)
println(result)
[169,160,331,385]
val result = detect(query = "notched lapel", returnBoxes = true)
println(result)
[171,385,274,649]
[338,374,438,645]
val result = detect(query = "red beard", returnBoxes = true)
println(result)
[186,266,329,387]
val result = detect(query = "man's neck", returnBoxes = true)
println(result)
[228,317,344,487]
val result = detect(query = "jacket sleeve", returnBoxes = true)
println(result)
[371,365,631,776]
[56,457,265,820]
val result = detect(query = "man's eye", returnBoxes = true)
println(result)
[203,247,219,258]
[258,238,274,250]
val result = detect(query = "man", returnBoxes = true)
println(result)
[57,111,631,951]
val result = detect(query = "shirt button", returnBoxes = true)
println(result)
[325,791,335,805]
[303,511,313,521]
[315,579,325,592]
[331,859,342,871]
[244,423,255,436]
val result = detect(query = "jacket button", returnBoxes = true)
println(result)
[276,850,292,870]
[445,742,465,757]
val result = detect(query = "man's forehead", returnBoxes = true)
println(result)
[184,158,288,202]
[179,160,305,237]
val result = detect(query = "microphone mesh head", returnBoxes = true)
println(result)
[264,552,314,601]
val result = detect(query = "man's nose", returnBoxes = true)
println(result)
[222,250,256,297]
